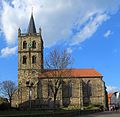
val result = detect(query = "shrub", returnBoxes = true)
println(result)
[84,104,104,110]
[0,97,10,110]
[0,102,10,110]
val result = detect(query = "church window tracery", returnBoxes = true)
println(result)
[23,55,27,64]
[23,41,27,49]
[32,55,36,64]
[32,40,36,48]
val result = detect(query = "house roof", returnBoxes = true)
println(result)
[38,69,102,78]
[107,92,120,105]
[108,93,114,104]
[108,93,114,98]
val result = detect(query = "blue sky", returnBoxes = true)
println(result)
[0,0,120,92]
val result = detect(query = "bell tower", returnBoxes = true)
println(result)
[18,12,43,106]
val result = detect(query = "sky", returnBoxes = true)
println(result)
[0,0,120,93]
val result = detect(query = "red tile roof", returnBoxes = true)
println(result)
[108,93,114,98]
[38,69,102,78]
[108,93,114,104]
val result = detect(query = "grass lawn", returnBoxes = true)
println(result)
[0,109,74,117]
[0,106,100,116]
[0,110,52,116]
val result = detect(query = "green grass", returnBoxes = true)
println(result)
[0,109,73,116]
[0,108,79,116]
[0,110,52,116]
[0,105,101,116]
[62,106,81,110]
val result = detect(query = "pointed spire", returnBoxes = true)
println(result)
[18,27,21,36]
[39,27,42,34]
[27,12,36,34]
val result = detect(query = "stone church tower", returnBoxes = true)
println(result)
[18,12,43,106]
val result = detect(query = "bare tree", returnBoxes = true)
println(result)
[45,48,73,108]
[0,80,17,107]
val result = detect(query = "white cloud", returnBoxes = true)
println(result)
[106,85,120,93]
[104,30,112,38]
[79,46,83,50]
[0,0,120,47]
[0,46,18,57]
[71,13,109,45]
[67,47,72,54]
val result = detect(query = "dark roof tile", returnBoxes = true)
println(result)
[27,13,36,34]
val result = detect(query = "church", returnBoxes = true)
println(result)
[13,13,107,109]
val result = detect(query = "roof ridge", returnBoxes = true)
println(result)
[39,68,102,78]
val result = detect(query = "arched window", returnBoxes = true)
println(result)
[32,55,36,64]
[23,41,27,49]
[23,56,27,64]
[68,80,72,97]
[32,41,36,49]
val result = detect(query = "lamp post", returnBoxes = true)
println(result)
[26,80,34,109]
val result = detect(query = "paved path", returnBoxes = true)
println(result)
[76,111,120,117]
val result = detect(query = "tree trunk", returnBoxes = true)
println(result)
[9,97,12,108]
[53,93,57,109]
